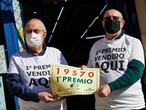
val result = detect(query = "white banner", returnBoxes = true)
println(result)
[50,64,100,96]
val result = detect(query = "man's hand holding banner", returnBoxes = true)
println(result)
[50,64,100,96]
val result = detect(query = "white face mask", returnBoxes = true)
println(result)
[25,32,43,47]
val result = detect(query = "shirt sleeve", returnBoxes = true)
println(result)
[108,59,145,91]
[7,55,40,102]
[108,39,145,91]
[57,49,68,65]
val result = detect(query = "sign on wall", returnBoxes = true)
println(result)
[0,76,6,110]
[0,45,7,74]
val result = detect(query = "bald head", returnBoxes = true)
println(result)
[24,18,47,33]
[103,9,123,19]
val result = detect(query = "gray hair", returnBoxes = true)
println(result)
[24,18,47,32]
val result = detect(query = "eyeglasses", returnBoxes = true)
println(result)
[25,29,43,34]
[103,16,122,21]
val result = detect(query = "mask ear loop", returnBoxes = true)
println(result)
[23,34,29,51]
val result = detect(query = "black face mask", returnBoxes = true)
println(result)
[104,20,120,34]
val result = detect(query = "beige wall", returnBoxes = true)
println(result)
[135,0,146,57]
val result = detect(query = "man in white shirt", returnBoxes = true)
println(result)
[7,18,67,110]
[87,9,145,110]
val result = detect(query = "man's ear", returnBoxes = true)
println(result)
[121,20,125,28]
[43,32,47,38]
[102,20,105,29]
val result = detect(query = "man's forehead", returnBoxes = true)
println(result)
[104,10,122,18]
[26,21,41,29]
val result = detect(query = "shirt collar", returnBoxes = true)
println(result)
[114,30,124,40]
[26,44,47,56]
